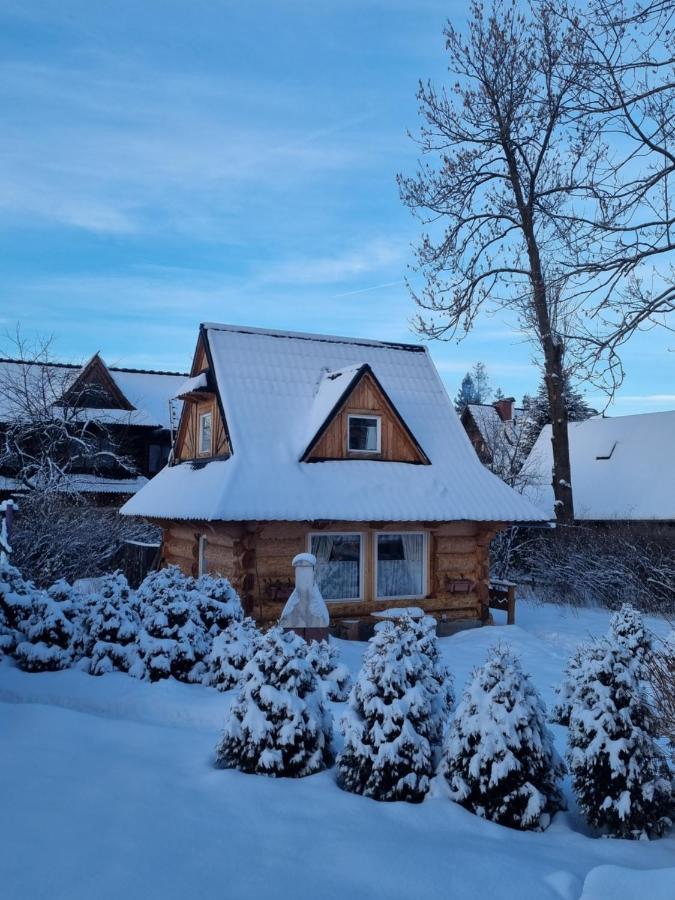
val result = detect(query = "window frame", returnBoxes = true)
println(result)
[373,530,428,601]
[307,531,365,603]
[347,414,381,455]
[198,534,208,577]
[198,409,213,456]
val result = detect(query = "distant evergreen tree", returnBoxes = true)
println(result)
[454,373,479,412]
[522,374,597,455]
[493,386,505,401]
[454,362,492,412]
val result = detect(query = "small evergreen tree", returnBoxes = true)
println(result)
[550,641,591,726]
[81,572,142,676]
[203,617,260,691]
[194,573,244,633]
[337,621,435,803]
[408,615,454,746]
[609,603,652,670]
[443,646,565,831]
[306,638,352,702]
[522,374,597,455]
[567,640,673,839]
[13,589,77,672]
[215,626,333,777]
[453,362,492,412]
[0,556,35,654]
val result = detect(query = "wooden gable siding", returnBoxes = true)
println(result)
[160,518,502,625]
[174,333,230,462]
[62,354,134,411]
[307,371,426,464]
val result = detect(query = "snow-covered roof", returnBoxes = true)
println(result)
[466,403,526,443]
[0,473,149,495]
[0,359,186,429]
[173,372,209,400]
[122,323,547,523]
[523,411,675,520]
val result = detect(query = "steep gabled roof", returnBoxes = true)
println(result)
[122,323,547,523]
[523,411,675,520]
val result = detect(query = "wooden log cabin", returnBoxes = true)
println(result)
[121,323,546,630]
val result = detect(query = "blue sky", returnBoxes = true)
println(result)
[0,0,673,413]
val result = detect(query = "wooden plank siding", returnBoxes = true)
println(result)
[159,518,503,626]
[306,371,426,464]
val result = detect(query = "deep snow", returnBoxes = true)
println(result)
[1,599,673,900]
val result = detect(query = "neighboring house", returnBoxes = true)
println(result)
[0,353,186,503]
[461,397,526,463]
[523,411,675,523]
[121,323,546,626]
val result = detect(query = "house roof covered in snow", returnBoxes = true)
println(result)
[0,357,186,430]
[523,411,675,521]
[465,403,527,443]
[122,323,548,523]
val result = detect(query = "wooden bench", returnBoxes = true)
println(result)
[488,580,516,625]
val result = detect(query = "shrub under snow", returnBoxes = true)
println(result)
[203,617,260,691]
[215,626,333,777]
[13,589,77,672]
[337,620,435,803]
[408,615,454,746]
[567,639,673,839]
[80,572,142,676]
[550,641,591,727]
[609,603,652,670]
[443,645,565,831]
[306,638,352,702]
[0,556,35,654]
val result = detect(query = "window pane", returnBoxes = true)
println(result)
[349,416,378,451]
[199,413,212,453]
[310,534,361,600]
[376,533,424,598]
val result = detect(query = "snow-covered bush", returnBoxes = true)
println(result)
[407,615,454,746]
[80,572,142,676]
[203,617,260,691]
[135,566,210,682]
[567,640,673,839]
[306,638,352,702]
[13,589,78,672]
[550,641,591,726]
[443,645,565,831]
[610,603,652,670]
[0,556,35,654]
[337,620,435,803]
[215,626,333,777]
[194,573,243,632]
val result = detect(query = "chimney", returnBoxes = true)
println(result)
[493,397,515,422]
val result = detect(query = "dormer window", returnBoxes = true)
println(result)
[348,415,381,453]
[199,411,213,455]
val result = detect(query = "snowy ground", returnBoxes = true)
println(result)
[1,600,674,900]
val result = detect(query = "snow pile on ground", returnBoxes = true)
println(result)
[1,600,674,899]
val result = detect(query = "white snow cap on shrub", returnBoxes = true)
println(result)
[567,639,673,839]
[337,619,435,803]
[306,638,352,702]
[443,644,565,831]
[215,625,333,777]
[609,603,652,667]
[204,617,261,691]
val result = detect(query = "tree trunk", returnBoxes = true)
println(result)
[544,342,575,524]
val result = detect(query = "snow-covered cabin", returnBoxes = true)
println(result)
[460,398,528,465]
[0,353,186,501]
[524,411,675,522]
[122,323,546,625]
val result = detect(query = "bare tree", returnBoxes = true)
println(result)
[563,0,675,376]
[399,0,604,522]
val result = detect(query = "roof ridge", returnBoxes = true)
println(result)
[202,322,425,353]
[0,357,187,377]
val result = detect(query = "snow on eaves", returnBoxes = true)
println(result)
[173,372,208,399]
[122,324,549,523]
[523,411,675,520]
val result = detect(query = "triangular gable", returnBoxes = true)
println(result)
[301,364,429,464]
[173,328,232,462]
[60,353,135,411]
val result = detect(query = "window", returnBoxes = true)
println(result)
[198,535,208,577]
[376,532,426,599]
[348,415,381,453]
[309,533,363,601]
[198,411,213,455]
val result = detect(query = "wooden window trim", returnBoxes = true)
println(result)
[346,414,381,455]
[307,531,365,603]
[373,530,428,601]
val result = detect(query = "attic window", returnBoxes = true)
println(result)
[199,411,213,455]
[596,441,617,461]
[348,415,381,454]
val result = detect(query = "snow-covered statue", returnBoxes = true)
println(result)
[279,553,329,641]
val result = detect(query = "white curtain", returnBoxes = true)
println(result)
[377,533,424,598]
[311,535,360,600]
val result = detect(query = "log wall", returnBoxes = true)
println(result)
[159,518,504,626]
